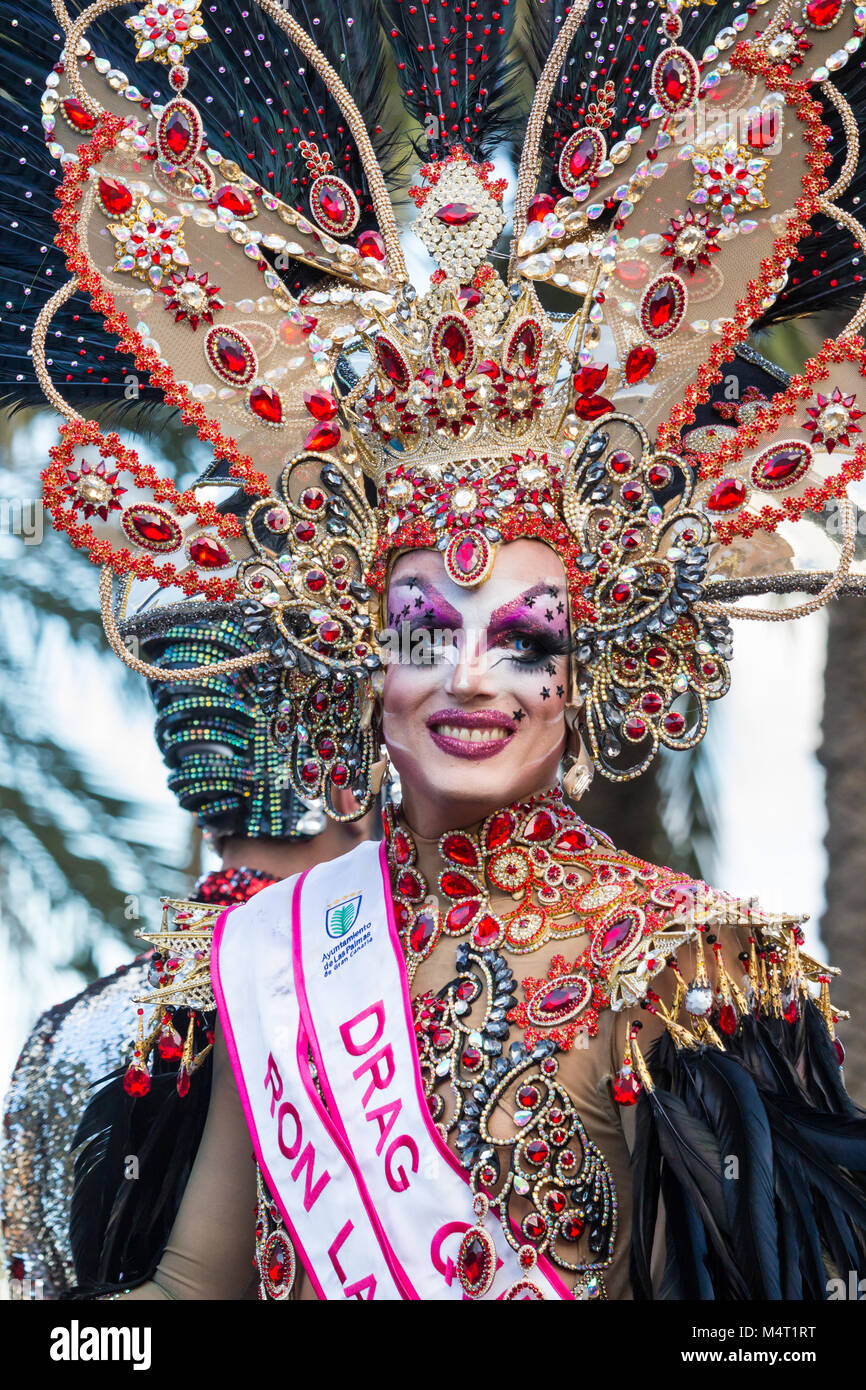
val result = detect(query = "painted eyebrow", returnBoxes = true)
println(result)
[488,583,566,628]
[387,575,463,628]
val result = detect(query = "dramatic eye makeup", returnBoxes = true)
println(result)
[486,584,571,671]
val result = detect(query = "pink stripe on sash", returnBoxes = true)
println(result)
[376,840,576,1301]
[291,871,419,1301]
[211,904,327,1301]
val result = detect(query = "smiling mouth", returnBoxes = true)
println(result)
[426,710,517,760]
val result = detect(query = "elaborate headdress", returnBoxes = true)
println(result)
[11,0,866,814]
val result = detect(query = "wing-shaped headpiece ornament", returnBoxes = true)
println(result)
[13,0,866,814]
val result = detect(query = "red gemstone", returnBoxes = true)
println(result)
[707,477,747,512]
[98,176,133,215]
[526,1139,549,1166]
[460,1234,490,1290]
[376,338,409,386]
[318,620,341,644]
[609,450,633,475]
[718,1003,738,1036]
[641,691,663,715]
[462,1045,482,1069]
[318,183,349,223]
[624,715,647,740]
[430,1024,453,1049]
[305,569,327,592]
[397,870,424,901]
[453,535,481,575]
[527,193,556,222]
[611,581,632,604]
[357,229,386,260]
[62,97,97,131]
[215,334,250,378]
[556,827,592,852]
[647,645,667,669]
[574,394,613,421]
[747,110,781,150]
[783,998,799,1025]
[302,390,338,427]
[123,1063,151,1098]
[215,184,253,216]
[757,447,805,484]
[441,832,479,867]
[562,1213,586,1241]
[331,763,350,787]
[440,321,468,367]
[472,914,502,946]
[660,56,690,105]
[517,1084,539,1107]
[164,107,194,157]
[621,480,644,505]
[295,522,315,543]
[523,809,556,843]
[189,535,231,568]
[128,510,178,546]
[300,760,319,785]
[645,280,678,330]
[446,901,480,933]
[249,385,283,424]
[568,135,597,182]
[176,1065,191,1098]
[522,1212,547,1241]
[598,916,634,955]
[300,487,325,511]
[834,1038,846,1066]
[485,810,515,849]
[546,1189,567,1215]
[317,735,336,758]
[409,907,438,955]
[573,363,608,395]
[475,359,499,380]
[440,870,477,898]
[435,202,479,225]
[304,422,341,451]
[157,1025,183,1061]
[392,829,412,865]
[805,0,843,24]
[536,979,586,1018]
[612,1068,641,1105]
[458,285,482,312]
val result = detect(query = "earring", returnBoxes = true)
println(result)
[369,747,390,795]
[563,756,592,800]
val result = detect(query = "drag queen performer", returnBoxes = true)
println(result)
[7,0,866,1299]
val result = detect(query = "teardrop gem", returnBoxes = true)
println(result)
[304,422,341,451]
[805,0,843,25]
[472,914,503,947]
[248,385,283,424]
[555,826,593,853]
[215,184,253,217]
[397,870,425,902]
[319,184,349,223]
[523,809,556,843]
[304,389,338,420]
[440,321,468,367]
[435,202,479,225]
[612,1067,641,1105]
[157,1025,184,1061]
[573,363,608,395]
[98,176,133,216]
[357,229,386,260]
[375,337,411,389]
[485,809,515,850]
[441,833,479,868]
[409,907,439,956]
[624,343,657,384]
[189,535,231,568]
[718,1003,738,1036]
[527,193,556,223]
[62,97,97,131]
[123,1063,151,1098]
[707,477,747,512]
[446,900,481,931]
[440,870,478,898]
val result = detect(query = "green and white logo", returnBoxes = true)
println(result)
[325,894,362,939]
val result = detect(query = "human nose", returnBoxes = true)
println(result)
[442,626,496,699]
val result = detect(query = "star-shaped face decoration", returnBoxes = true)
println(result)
[159,269,223,329]
[108,199,188,287]
[804,386,865,452]
[688,140,770,223]
[660,209,720,276]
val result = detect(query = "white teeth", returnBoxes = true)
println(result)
[434,724,509,742]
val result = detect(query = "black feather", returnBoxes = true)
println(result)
[378,0,520,159]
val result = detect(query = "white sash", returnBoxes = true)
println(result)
[292,840,574,1300]
[212,881,409,1300]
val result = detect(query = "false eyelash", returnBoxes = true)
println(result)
[496,630,572,669]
